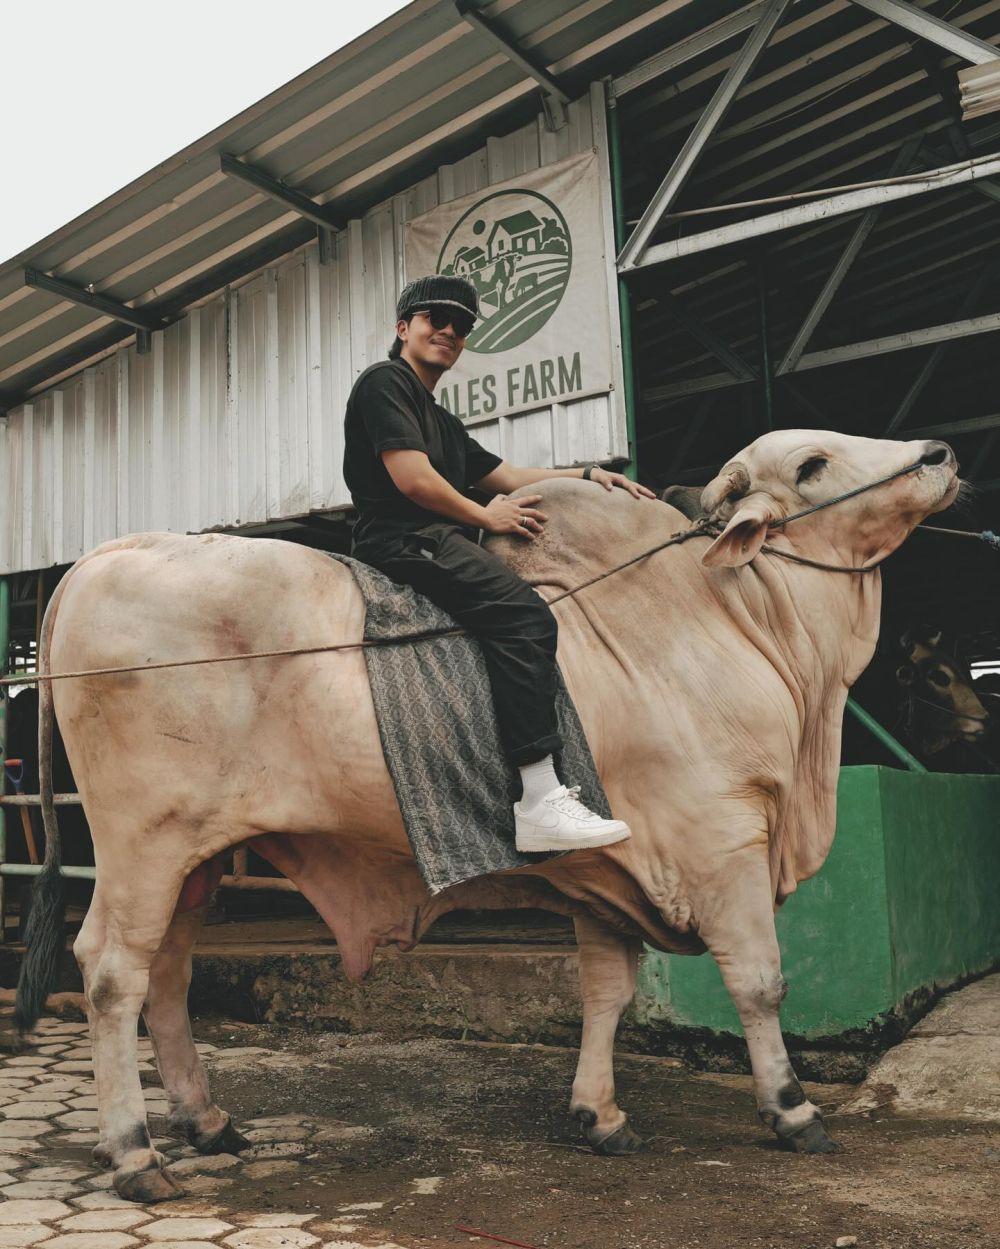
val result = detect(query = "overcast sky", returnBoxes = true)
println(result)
[1,0,411,262]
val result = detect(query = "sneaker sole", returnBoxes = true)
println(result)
[515,825,631,853]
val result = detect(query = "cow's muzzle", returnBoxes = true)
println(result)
[920,441,956,470]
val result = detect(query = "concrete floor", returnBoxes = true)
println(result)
[844,974,1000,1123]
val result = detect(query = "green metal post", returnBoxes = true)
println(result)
[756,250,773,432]
[0,578,9,939]
[606,85,639,482]
[846,697,927,773]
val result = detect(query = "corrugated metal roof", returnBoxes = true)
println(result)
[0,88,627,575]
[0,0,692,409]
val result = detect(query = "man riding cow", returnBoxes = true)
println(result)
[15,401,960,1201]
[343,274,653,852]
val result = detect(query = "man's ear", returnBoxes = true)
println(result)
[702,494,779,568]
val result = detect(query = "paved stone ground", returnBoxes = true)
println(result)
[0,1013,405,1249]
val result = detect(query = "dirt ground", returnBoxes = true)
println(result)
[158,1017,999,1249]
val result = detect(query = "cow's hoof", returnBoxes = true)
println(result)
[193,1116,251,1155]
[592,1120,645,1156]
[114,1164,183,1203]
[780,1118,841,1154]
[91,1142,113,1168]
[573,1108,644,1156]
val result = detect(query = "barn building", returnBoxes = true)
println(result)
[1,0,998,1051]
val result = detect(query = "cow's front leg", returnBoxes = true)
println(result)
[570,914,643,1155]
[698,849,839,1153]
[143,901,249,1156]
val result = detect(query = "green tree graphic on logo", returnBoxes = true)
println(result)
[437,189,572,354]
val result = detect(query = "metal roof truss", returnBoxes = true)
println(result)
[616,0,1000,275]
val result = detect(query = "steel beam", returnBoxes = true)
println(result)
[920,140,1000,201]
[317,226,336,266]
[848,0,998,65]
[777,137,923,375]
[905,412,1000,439]
[796,310,1000,372]
[646,309,1000,402]
[756,250,774,429]
[219,154,343,231]
[612,3,765,98]
[454,0,570,130]
[914,44,1000,198]
[607,86,639,480]
[884,262,996,433]
[645,371,753,404]
[659,293,759,380]
[617,0,792,272]
[633,152,1000,269]
[22,268,166,335]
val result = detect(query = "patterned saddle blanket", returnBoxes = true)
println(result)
[331,554,611,895]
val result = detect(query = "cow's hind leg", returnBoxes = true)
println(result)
[570,914,643,1155]
[698,849,839,1154]
[75,869,188,1202]
[142,870,250,1157]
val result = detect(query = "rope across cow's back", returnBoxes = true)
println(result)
[1,457,990,689]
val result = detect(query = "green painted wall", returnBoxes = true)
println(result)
[635,766,1000,1039]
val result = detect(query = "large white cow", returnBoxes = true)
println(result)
[16,429,959,1201]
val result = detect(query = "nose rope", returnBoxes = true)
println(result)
[904,692,990,724]
[0,457,986,688]
[912,523,1000,551]
[769,458,925,529]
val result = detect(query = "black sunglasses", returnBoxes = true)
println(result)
[411,306,475,338]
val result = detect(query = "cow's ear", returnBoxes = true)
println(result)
[701,495,777,568]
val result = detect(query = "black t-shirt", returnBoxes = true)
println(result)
[343,357,502,556]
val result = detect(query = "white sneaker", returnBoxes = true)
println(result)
[514,784,631,853]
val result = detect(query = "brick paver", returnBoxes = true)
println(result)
[0,1013,409,1249]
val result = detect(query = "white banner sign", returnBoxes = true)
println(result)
[404,151,613,423]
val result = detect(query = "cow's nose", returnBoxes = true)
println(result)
[920,440,955,467]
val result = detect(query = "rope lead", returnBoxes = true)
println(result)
[4,462,993,689]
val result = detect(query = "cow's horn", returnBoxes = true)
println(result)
[701,463,751,516]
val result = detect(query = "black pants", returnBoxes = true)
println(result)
[361,525,563,767]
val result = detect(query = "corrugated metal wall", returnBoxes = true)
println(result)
[0,84,625,575]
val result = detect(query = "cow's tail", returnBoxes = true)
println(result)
[14,575,69,1035]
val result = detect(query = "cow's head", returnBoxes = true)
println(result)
[698,430,960,569]
[896,627,989,751]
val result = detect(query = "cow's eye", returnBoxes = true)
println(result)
[928,668,951,689]
[796,456,827,484]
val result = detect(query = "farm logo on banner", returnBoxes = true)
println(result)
[438,190,571,352]
[405,151,613,422]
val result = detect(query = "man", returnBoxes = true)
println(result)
[343,275,654,851]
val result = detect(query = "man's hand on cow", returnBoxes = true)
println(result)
[589,467,656,500]
[484,493,548,539]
